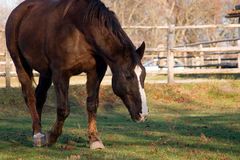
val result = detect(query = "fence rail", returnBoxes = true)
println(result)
[172,46,240,52]
[122,24,240,29]
[1,24,240,87]
[157,68,240,75]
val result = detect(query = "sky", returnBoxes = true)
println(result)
[0,0,23,28]
[0,0,20,8]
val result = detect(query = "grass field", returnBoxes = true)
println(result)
[0,80,240,160]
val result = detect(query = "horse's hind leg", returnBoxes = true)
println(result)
[86,59,107,149]
[16,67,46,146]
[5,3,46,146]
[35,73,52,121]
[46,72,70,146]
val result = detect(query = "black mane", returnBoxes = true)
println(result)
[84,0,134,49]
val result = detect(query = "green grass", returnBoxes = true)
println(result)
[0,81,240,160]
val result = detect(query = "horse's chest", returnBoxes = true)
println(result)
[64,54,97,75]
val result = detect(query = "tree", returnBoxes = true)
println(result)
[165,0,234,45]
[0,0,238,47]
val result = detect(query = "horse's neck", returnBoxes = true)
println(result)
[69,0,134,70]
[89,25,134,62]
[88,28,122,61]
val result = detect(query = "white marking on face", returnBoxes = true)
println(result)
[134,65,148,116]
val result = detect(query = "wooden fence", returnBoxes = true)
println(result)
[122,24,240,83]
[1,24,240,87]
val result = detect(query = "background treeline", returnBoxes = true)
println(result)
[0,0,240,49]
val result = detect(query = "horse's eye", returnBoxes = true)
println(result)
[125,73,134,80]
[124,71,135,80]
[126,75,132,80]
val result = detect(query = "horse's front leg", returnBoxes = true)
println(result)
[46,72,70,146]
[86,62,107,149]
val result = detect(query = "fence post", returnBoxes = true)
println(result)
[238,54,240,69]
[199,45,204,68]
[5,49,11,88]
[167,25,175,84]
[238,18,240,69]
[218,56,222,69]
[113,0,117,12]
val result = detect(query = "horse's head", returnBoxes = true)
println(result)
[112,42,148,122]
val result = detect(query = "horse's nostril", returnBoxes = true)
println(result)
[141,113,148,118]
[137,114,148,123]
[144,115,148,120]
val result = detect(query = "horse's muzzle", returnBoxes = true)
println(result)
[136,114,148,123]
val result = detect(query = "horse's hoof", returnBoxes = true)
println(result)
[46,132,58,146]
[33,133,46,147]
[90,141,105,150]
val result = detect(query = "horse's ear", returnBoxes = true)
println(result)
[136,41,145,59]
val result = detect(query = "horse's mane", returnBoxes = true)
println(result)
[84,0,135,49]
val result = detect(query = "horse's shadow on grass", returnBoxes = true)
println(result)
[0,117,33,147]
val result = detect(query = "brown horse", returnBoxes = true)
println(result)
[5,0,148,149]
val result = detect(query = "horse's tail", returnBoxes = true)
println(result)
[5,2,35,81]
